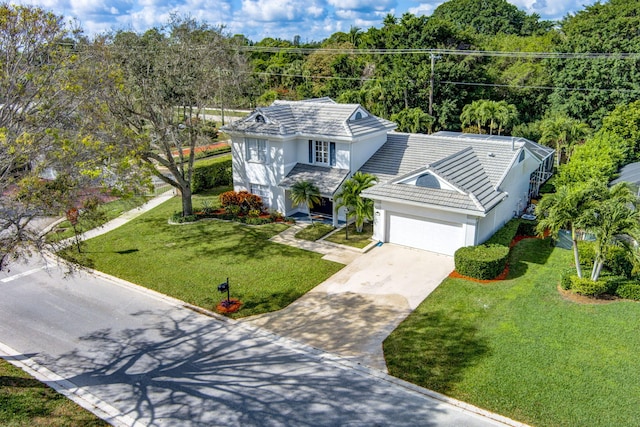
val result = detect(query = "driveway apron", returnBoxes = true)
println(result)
[243,244,455,371]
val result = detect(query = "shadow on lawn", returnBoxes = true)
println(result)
[384,309,489,394]
[42,310,450,427]
[506,238,555,280]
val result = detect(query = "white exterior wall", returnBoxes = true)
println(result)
[351,133,388,171]
[476,149,541,244]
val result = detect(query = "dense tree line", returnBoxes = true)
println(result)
[245,0,640,135]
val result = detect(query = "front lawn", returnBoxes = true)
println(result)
[0,358,107,426]
[61,187,343,318]
[384,238,640,427]
[295,223,335,241]
[324,222,373,249]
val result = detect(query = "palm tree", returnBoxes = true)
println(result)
[334,172,378,238]
[460,100,485,133]
[495,100,518,135]
[290,180,321,224]
[535,182,597,278]
[580,182,640,281]
[480,100,499,135]
[540,114,591,168]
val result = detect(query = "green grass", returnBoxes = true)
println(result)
[0,358,107,426]
[384,237,640,427]
[324,222,373,249]
[294,223,335,241]
[47,196,150,242]
[60,187,343,318]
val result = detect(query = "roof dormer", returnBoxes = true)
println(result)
[349,107,369,121]
[398,170,459,192]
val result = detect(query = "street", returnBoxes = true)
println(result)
[0,256,512,427]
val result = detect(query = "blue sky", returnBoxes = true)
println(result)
[12,0,597,42]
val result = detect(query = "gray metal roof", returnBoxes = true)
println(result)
[279,163,350,196]
[360,131,551,214]
[221,99,396,139]
[611,162,640,186]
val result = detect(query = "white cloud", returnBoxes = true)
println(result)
[240,0,309,22]
[327,0,394,11]
[408,3,435,16]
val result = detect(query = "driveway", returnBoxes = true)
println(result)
[243,243,455,371]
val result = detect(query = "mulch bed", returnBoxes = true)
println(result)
[172,142,228,156]
[216,298,243,314]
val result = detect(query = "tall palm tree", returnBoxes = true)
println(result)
[535,182,597,278]
[495,100,518,135]
[460,100,485,133]
[580,182,640,281]
[540,114,591,167]
[290,180,321,224]
[334,172,378,237]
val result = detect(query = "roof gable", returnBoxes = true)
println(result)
[222,99,396,139]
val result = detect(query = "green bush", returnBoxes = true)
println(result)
[191,157,232,193]
[560,269,574,290]
[454,244,510,280]
[607,246,634,278]
[599,275,628,295]
[170,212,198,223]
[516,220,537,237]
[616,283,640,300]
[485,219,520,246]
[577,240,596,267]
[569,276,608,296]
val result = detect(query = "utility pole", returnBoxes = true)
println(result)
[428,53,440,116]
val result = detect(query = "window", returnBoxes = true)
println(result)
[315,140,329,164]
[246,138,267,163]
[250,184,270,205]
[518,150,525,163]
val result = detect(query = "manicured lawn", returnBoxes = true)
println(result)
[324,222,373,249]
[0,358,107,426]
[384,238,640,427]
[295,223,335,241]
[61,187,343,318]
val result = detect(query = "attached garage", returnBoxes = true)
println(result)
[387,213,465,256]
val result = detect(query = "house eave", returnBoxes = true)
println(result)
[366,193,488,218]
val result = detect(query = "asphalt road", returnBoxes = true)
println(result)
[0,257,513,427]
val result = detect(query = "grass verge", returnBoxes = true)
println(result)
[324,222,373,249]
[294,224,335,241]
[60,187,343,319]
[384,237,640,427]
[0,358,107,426]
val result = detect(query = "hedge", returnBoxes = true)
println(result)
[454,244,510,280]
[191,155,232,193]
[569,276,608,296]
[616,283,640,301]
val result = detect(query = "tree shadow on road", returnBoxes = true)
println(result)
[40,309,453,426]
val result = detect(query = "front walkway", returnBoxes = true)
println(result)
[269,223,363,264]
[243,243,455,371]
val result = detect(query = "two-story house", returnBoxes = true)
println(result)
[222,98,396,226]
[223,99,554,256]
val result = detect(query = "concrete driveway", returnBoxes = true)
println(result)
[243,243,455,371]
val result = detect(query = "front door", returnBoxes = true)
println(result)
[312,197,333,216]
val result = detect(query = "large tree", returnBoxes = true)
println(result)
[99,17,249,217]
[0,5,138,269]
[539,113,591,167]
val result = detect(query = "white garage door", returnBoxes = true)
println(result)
[388,213,464,255]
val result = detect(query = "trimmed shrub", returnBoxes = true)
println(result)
[569,276,608,296]
[485,219,520,246]
[560,269,574,290]
[191,157,232,193]
[599,275,628,295]
[577,240,596,267]
[516,220,537,237]
[607,246,634,278]
[616,283,640,300]
[219,190,263,213]
[454,244,510,280]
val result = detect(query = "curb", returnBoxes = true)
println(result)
[0,342,145,427]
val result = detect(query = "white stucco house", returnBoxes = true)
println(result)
[222,98,554,256]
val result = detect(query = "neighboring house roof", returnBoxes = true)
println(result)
[611,162,640,187]
[221,99,396,139]
[279,164,350,196]
[360,132,553,214]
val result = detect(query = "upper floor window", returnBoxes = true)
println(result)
[246,138,267,163]
[315,140,329,164]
